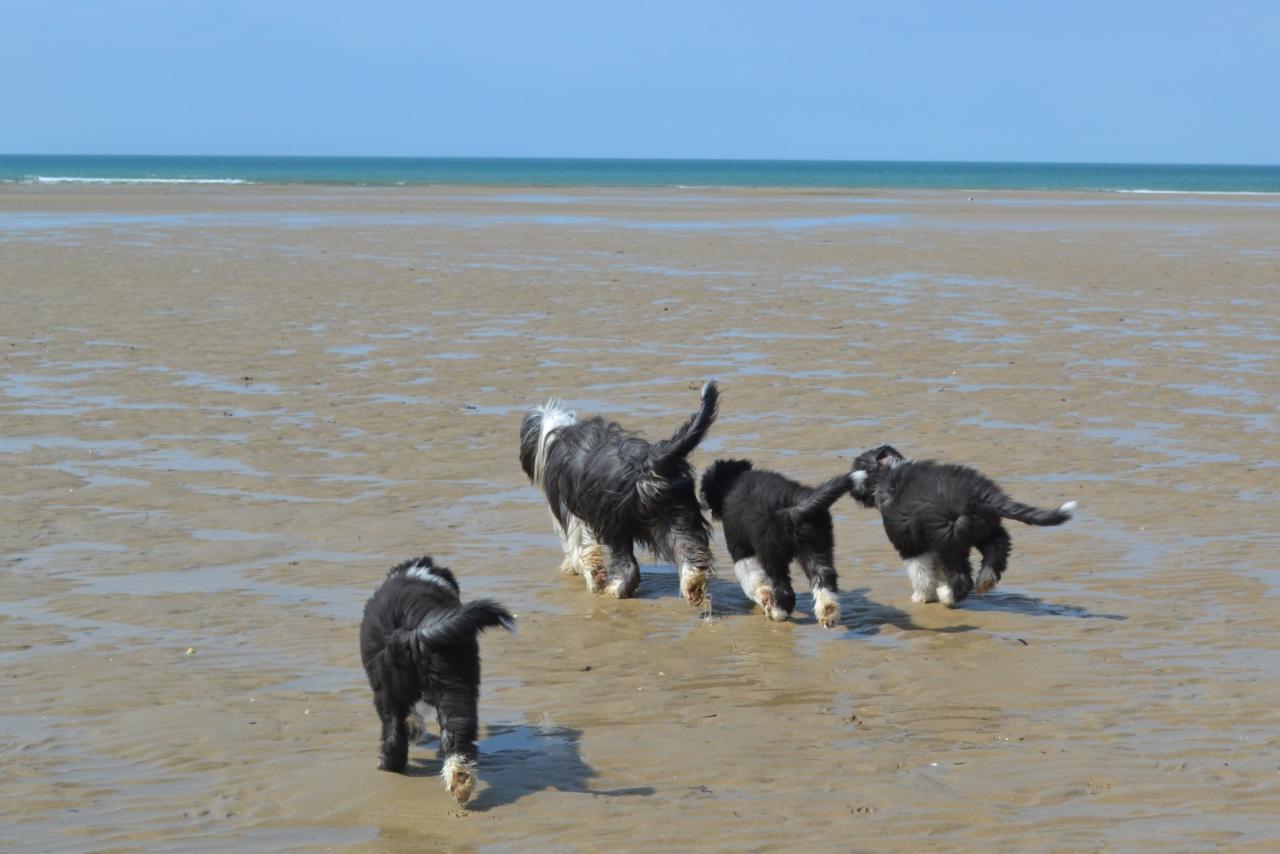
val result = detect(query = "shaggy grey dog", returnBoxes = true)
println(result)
[519,382,719,604]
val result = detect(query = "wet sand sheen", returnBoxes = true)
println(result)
[1,185,1277,850]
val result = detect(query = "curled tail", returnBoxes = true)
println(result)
[787,473,853,521]
[996,498,1077,526]
[392,600,516,658]
[651,381,720,469]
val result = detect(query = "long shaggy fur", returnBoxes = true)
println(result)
[359,556,514,805]
[700,459,850,628]
[850,445,1076,607]
[520,382,720,604]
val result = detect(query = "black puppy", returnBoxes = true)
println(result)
[850,445,1075,607]
[520,382,719,604]
[359,556,514,805]
[700,459,851,627]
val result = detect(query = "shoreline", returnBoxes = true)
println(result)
[5,180,1280,198]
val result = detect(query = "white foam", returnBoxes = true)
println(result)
[27,176,250,185]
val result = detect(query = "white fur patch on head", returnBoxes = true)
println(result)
[404,565,456,594]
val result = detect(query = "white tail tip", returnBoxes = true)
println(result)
[500,615,517,633]
[1060,501,1078,514]
[851,470,868,487]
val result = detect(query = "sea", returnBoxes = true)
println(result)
[1,155,1279,194]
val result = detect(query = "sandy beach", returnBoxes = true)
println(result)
[2,185,1278,851]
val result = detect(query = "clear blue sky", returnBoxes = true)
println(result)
[3,0,1277,163]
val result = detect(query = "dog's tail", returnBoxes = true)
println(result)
[994,498,1077,526]
[651,381,720,469]
[787,472,853,522]
[392,600,516,658]
[521,400,577,486]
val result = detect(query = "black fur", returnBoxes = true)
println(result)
[700,459,850,627]
[520,382,719,603]
[359,556,514,803]
[850,445,1075,606]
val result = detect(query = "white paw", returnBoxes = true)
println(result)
[936,585,956,607]
[813,588,840,629]
[605,578,629,599]
[681,565,710,607]
[975,566,998,593]
[756,586,786,621]
[580,549,607,593]
[441,755,477,806]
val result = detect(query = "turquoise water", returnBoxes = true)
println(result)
[2,155,1279,193]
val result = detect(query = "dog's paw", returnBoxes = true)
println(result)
[936,584,957,608]
[378,754,407,773]
[910,589,936,604]
[974,566,998,593]
[442,755,477,806]
[813,589,841,629]
[559,557,578,575]
[605,576,633,599]
[756,587,788,621]
[581,548,607,594]
[681,565,710,607]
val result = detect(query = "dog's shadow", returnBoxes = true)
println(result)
[825,587,978,635]
[958,590,1126,620]
[408,725,654,811]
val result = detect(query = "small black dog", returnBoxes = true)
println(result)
[359,556,514,805]
[520,382,719,604]
[849,445,1076,607]
[700,459,851,627]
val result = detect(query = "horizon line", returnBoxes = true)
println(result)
[2,153,1278,169]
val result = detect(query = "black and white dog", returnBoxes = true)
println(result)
[849,445,1076,607]
[359,556,514,805]
[520,382,719,604]
[699,459,850,628]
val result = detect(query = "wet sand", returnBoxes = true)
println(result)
[2,185,1278,851]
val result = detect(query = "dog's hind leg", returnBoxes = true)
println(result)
[604,542,641,598]
[671,527,714,607]
[975,527,1012,593]
[436,687,480,806]
[375,697,411,773]
[935,552,974,608]
[799,551,841,629]
[733,556,787,620]
[553,511,577,576]
[905,554,940,604]
[565,516,607,592]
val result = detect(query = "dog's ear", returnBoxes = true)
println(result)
[874,445,904,469]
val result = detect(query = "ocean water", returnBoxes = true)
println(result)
[1,154,1279,193]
